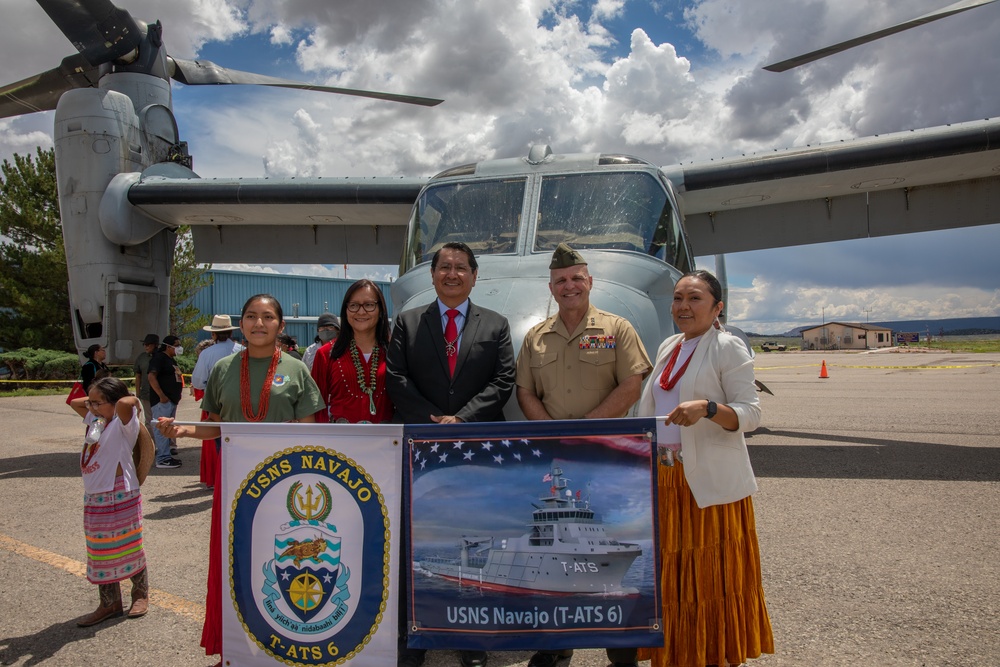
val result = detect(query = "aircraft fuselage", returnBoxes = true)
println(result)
[390,147,695,418]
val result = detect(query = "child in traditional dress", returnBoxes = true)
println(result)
[69,377,149,626]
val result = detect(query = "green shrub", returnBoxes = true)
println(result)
[0,347,137,382]
[175,352,196,374]
[0,348,80,380]
[1,348,197,392]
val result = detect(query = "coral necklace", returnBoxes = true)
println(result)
[240,348,281,421]
[658,339,697,391]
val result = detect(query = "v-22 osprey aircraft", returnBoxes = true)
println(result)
[3,0,1000,418]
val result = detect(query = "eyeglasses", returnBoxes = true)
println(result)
[85,400,110,409]
[346,302,379,313]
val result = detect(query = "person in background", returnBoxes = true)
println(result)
[636,270,773,667]
[156,294,324,667]
[386,242,515,667]
[148,335,184,469]
[277,333,302,359]
[193,338,215,358]
[311,279,393,424]
[68,377,149,626]
[191,316,243,391]
[190,315,245,490]
[80,344,109,393]
[133,334,158,431]
[515,243,652,667]
[302,312,340,371]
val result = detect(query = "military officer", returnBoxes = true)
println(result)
[515,242,652,667]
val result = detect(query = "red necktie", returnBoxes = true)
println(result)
[445,309,459,376]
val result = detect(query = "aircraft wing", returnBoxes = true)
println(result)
[125,175,426,264]
[663,117,1000,256]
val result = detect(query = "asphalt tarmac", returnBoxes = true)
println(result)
[1,350,998,666]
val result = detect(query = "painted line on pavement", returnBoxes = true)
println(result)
[834,363,1000,369]
[0,532,205,623]
[756,363,1000,371]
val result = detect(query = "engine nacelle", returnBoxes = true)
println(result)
[55,83,175,364]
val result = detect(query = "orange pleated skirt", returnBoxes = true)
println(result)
[638,461,774,667]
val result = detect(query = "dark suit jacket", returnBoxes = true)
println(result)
[386,300,515,423]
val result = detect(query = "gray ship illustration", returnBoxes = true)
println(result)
[419,466,642,595]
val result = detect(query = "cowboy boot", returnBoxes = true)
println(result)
[127,568,149,618]
[76,582,123,627]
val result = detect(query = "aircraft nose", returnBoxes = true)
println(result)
[470,278,553,351]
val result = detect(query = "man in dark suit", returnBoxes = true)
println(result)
[387,241,514,426]
[386,241,515,667]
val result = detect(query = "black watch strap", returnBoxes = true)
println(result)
[706,400,718,419]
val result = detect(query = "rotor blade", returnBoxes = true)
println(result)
[763,0,999,72]
[36,0,144,66]
[170,58,443,107]
[0,53,102,119]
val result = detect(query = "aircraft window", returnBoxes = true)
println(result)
[402,177,526,271]
[535,172,682,264]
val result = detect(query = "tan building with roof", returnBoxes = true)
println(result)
[800,322,894,350]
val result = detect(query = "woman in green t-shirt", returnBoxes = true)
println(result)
[156,293,324,664]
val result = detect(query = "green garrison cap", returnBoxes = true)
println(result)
[549,243,587,270]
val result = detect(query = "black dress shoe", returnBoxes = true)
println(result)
[527,651,572,667]
[459,649,488,667]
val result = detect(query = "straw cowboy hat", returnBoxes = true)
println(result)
[133,424,155,485]
[202,314,238,332]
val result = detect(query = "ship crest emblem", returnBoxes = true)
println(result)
[231,446,391,665]
[262,482,351,627]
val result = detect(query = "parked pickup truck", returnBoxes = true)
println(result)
[760,341,787,352]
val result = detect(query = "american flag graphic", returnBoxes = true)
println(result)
[406,419,655,482]
[411,437,541,472]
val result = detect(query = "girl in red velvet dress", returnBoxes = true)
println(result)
[312,279,394,424]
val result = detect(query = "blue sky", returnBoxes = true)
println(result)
[2,0,999,333]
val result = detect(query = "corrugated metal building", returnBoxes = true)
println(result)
[189,270,394,346]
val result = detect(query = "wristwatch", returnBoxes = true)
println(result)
[705,400,718,420]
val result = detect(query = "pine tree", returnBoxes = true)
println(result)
[0,147,73,351]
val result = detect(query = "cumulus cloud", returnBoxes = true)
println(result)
[0,121,53,163]
[269,24,294,45]
[2,0,999,332]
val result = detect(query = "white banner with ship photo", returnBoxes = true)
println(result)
[404,417,662,652]
[220,422,403,667]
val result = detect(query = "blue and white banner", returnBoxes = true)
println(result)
[222,423,403,666]
[404,418,662,651]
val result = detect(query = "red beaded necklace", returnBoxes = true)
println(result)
[240,348,281,422]
[658,339,697,391]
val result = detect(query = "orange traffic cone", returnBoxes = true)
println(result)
[819,360,829,379]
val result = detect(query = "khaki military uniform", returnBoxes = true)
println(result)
[516,304,651,419]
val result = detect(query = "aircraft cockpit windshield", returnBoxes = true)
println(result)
[536,171,688,268]
[403,178,526,269]
[400,169,690,273]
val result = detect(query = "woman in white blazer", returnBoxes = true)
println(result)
[636,271,774,667]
